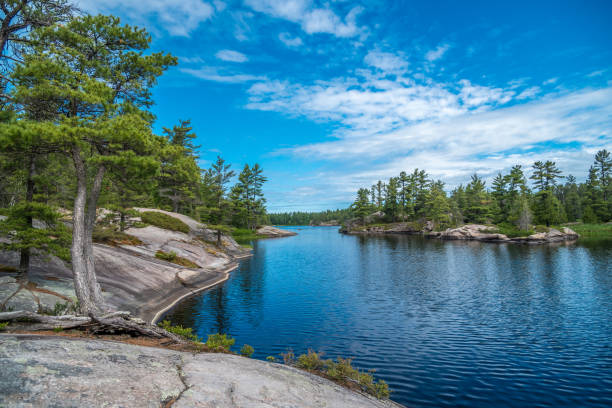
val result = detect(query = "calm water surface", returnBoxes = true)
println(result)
[165,226,612,407]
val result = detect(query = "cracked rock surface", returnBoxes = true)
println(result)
[0,335,403,408]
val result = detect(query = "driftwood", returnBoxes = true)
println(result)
[0,310,187,344]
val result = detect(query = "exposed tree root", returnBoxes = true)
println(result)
[0,310,188,344]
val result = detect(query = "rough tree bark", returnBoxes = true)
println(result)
[17,154,35,279]
[84,163,106,309]
[71,146,99,315]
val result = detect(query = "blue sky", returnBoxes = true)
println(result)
[75,0,611,211]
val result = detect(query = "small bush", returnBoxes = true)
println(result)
[155,251,199,268]
[158,320,201,342]
[281,349,295,365]
[140,211,189,234]
[0,322,8,330]
[205,333,235,351]
[240,344,254,358]
[266,356,276,362]
[93,227,142,246]
[53,327,63,333]
[291,353,391,400]
[494,223,534,238]
[296,349,327,371]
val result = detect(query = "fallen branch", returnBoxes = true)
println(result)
[0,310,187,344]
[0,310,91,330]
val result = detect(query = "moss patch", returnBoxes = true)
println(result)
[92,227,143,246]
[140,211,190,234]
[154,250,199,268]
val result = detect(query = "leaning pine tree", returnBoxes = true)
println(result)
[9,15,176,314]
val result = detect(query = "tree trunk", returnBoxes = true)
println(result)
[71,147,96,315]
[18,155,35,280]
[84,164,106,309]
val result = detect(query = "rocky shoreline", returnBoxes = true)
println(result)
[256,225,298,238]
[1,211,402,407]
[0,335,403,408]
[1,208,252,323]
[341,222,579,244]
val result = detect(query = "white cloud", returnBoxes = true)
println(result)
[279,32,303,47]
[516,86,541,100]
[247,72,515,140]
[181,67,265,83]
[425,43,450,62]
[215,49,249,63]
[244,0,364,38]
[245,54,611,198]
[74,0,214,37]
[213,0,226,11]
[364,50,409,73]
[543,77,559,85]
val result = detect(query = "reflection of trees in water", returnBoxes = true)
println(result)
[235,242,267,327]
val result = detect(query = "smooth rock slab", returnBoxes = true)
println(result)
[0,335,402,408]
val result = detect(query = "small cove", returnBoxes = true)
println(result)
[164,226,612,408]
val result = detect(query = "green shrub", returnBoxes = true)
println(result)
[140,211,190,234]
[281,349,295,365]
[240,344,255,358]
[0,322,8,330]
[158,320,201,342]
[290,353,392,400]
[296,349,327,371]
[570,223,612,240]
[266,356,276,362]
[53,327,63,333]
[494,223,534,238]
[205,333,235,351]
[155,250,199,268]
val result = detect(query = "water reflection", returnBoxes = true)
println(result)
[164,227,612,408]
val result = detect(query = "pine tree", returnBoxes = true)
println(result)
[231,164,267,229]
[463,174,494,224]
[383,177,399,221]
[9,15,176,314]
[350,188,373,224]
[562,175,581,222]
[423,181,451,229]
[158,121,201,213]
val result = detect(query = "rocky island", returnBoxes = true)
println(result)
[340,212,580,244]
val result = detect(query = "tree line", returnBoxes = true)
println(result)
[349,151,612,231]
[0,1,268,314]
[269,209,351,226]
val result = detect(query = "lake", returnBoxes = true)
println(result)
[164,226,612,407]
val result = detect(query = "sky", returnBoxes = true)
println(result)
[74,0,612,212]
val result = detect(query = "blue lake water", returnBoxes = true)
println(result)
[164,226,612,407]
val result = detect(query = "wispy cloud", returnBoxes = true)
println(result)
[74,0,215,37]
[216,49,248,63]
[364,50,409,74]
[244,0,365,38]
[245,50,611,193]
[278,32,303,48]
[425,43,450,62]
[181,67,265,83]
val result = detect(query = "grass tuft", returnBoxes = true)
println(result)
[140,211,190,234]
[205,333,235,351]
[92,227,143,246]
[155,250,199,268]
[158,320,202,342]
